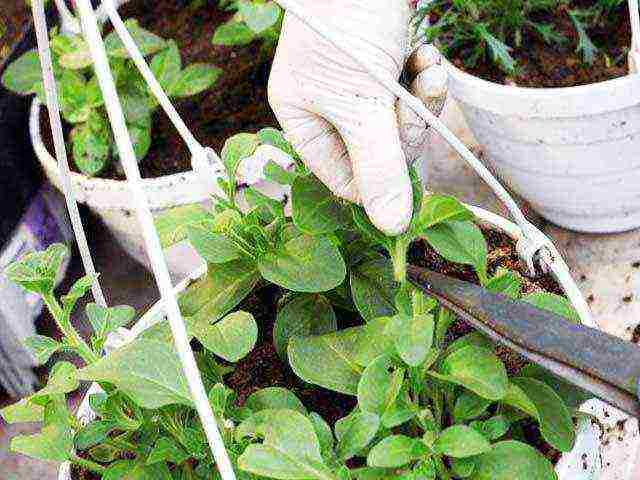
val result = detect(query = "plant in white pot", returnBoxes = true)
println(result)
[2,132,626,479]
[2,0,282,273]
[418,0,640,233]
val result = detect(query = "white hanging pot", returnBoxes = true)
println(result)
[56,204,638,480]
[443,58,640,233]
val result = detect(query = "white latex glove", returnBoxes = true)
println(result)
[268,0,447,235]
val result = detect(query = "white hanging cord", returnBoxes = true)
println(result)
[629,0,640,73]
[274,0,554,275]
[101,0,220,173]
[73,1,236,478]
[31,0,107,308]
[52,0,81,35]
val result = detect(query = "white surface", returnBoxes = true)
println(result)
[444,58,640,233]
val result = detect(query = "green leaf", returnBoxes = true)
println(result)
[475,24,516,74]
[434,425,491,458]
[34,362,79,400]
[415,194,473,230]
[451,458,476,479]
[186,223,241,264]
[288,318,393,395]
[86,303,136,339]
[523,292,580,323]
[0,398,44,424]
[453,391,492,423]
[105,19,167,58]
[75,420,115,450]
[518,364,591,410]
[128,118,152,161]
[55,34,93,70]
[11,424,73,462]
[423,221,487,282]
[511,377,575,452]
[245,387,307,414]
[2,50,42,94]
[23,335,61,365]
[192,311,257,362]
[350,257,398,321]
[470,441,557,480]
[154,204,211,248]
[485,272,522,299]
[501,381,539,418]
[273,293,337,359]
[470,415,510,441]
[308,412,334,458]
[367,435,428,468]
[221,133,260,194]
[71,112,112,176]
[444,331,493,358]
[386,313,434,367]
[177,260,259,327]
[238,1,281,34]
[336,411,380,461]
[291,175,351,234]
[104,460,172,480]
[437,345,507,400]
[212,20,256,46]
[264,160,298,185]
[237,409,330,479]
[358,355,404,416]
[147,437,190,465]
[78,339,192,408]
[150,41,181,91]
[258,235,346,293]
[171,63,221,98]
[5,243,68,295]
[569,10,598,64]
[61,274,95,313]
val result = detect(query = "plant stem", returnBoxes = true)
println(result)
[392,238,409,283]
[71,454,106,475]
[43,294,98,365]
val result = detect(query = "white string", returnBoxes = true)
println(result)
[31,0,107,308]
[274,0,554,275]
[72,1,236,478]
[52,0,81,35]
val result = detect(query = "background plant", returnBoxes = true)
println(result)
[2,19,220,177]
[2,130,589,479]
[212,0,282,52]
[418,0,627,74]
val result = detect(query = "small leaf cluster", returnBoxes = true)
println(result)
[1,19,220,177]
[418,0,626,74]
[213,0,282,51]
[2,130,587,479]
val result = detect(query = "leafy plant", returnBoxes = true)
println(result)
[213,0,282,51]
[418,0,627,74]
[1,19,220,176]
[3,129,588,479]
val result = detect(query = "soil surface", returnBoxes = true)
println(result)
[437,1,631,87]
[71,228,565,477]
[0,0,28,65]
[42,0,277,179]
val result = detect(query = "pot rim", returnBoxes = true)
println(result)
[57,205,607,480]
[30,99,224,210]
[442,57,640,118]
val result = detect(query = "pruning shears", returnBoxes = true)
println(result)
[407,265,640,418]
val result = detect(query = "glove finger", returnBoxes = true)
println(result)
[398,64,448,164]
[340,101,413,236]
[275,104,359,203]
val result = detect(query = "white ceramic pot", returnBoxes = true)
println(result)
[57,205,640,480]
[444,59,640,233]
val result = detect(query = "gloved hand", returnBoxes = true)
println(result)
[268,0,447,235]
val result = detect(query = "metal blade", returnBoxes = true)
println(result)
[407,265,640,417]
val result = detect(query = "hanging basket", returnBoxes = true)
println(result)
[55,204,633,480]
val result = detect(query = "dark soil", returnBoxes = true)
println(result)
[42,0,277,179]
[440,1,631,87]
[0,0,28,64]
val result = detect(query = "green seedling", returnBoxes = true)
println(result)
[213,0,282,51]
[3,128,586,479]
[2,19,220,176]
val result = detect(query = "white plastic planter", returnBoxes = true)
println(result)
[56,204,638,480]
[444,59,640,233]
